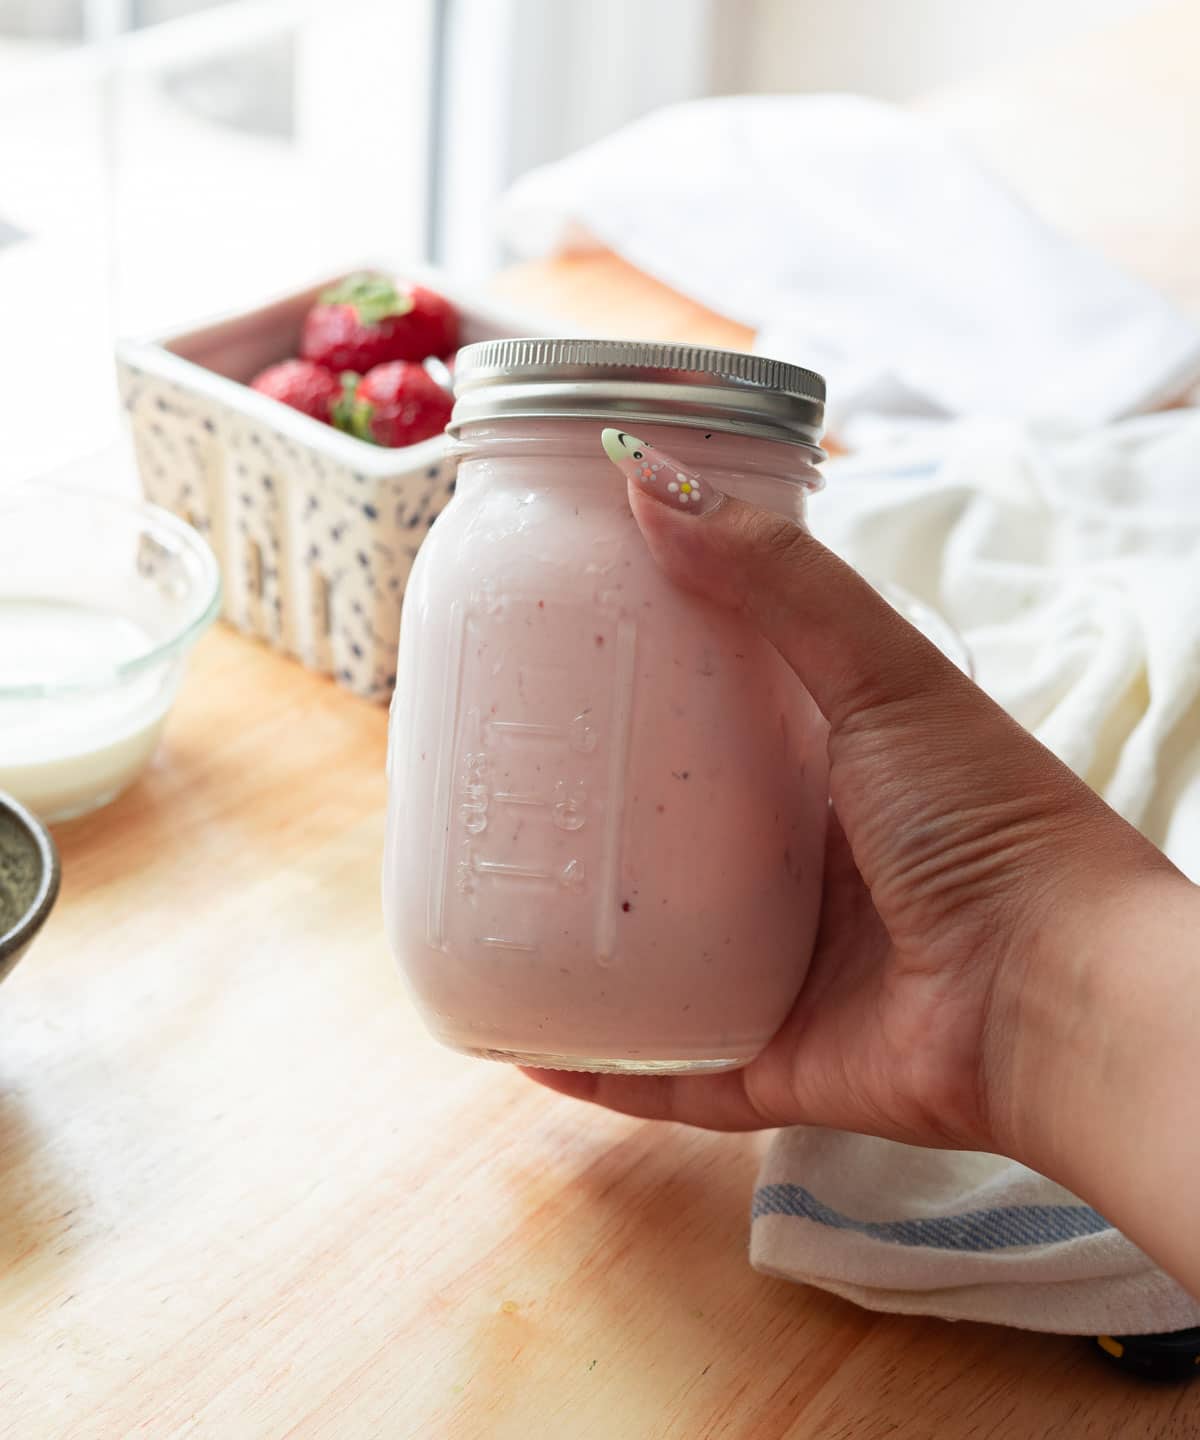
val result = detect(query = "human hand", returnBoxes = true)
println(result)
[526,430,1186,1172]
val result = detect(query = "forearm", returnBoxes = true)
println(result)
[1001,868,1200,1296]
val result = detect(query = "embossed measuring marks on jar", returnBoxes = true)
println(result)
[427,586,637,963]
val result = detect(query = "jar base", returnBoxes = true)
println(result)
[458,1045,749,1075]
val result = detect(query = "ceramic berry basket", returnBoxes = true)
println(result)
[115,267,549,702]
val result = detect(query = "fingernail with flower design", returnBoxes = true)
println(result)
[601,428,723,516]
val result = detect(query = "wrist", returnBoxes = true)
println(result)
[989,866,1200,1206]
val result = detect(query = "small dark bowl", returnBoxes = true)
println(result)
[0,791,61,985]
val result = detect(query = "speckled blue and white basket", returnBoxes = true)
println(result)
[116,270,548,702]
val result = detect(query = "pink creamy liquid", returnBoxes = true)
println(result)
[384,420,829,1071]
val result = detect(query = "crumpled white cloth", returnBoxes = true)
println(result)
[818,414,1200,878]
[749,413,1200,1335]
[751,1132,1200,1336]
[500,93,1200,429]
[502,95,1200,1334]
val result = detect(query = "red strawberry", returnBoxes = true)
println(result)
[334,362,453,448]
[403,286,457,359]
[249,359,341,423]
[300,273,458,373]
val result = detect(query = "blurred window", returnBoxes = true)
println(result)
[0,0,438,475]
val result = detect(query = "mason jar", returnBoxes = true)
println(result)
[384,339,829,1073]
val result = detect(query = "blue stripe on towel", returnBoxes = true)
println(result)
[752,1184,1112,1251]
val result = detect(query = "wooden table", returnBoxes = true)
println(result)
[5,274,1199,1439]
[9,635,1198,1440]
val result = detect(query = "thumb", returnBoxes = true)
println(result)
[601,427,963,730]
[602,424,1145,928]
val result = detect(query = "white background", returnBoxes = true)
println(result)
[713,0,1158,100]
[0,0,1164,479]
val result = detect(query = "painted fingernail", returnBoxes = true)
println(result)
[600,428,723,515]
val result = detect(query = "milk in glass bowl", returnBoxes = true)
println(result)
[0,488,220,821]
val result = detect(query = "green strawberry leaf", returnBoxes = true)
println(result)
[330,371,361,433]
[331,370,380,445]
[351,402,378,444]
[320,271,414,327]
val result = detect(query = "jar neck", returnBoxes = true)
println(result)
[452,418,824,514]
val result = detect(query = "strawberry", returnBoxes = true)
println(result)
[249,359,341,423]
[300,272,459,373]
[333,362,453,448]
[402,286,458,359]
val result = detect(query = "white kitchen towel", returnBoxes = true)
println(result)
[503,94,1200,1334]
[751,410,1200,1335]
[500,94,1200,429]
[751,1133,1200,1336]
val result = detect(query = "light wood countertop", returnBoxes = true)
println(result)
[6,625,1196,1437]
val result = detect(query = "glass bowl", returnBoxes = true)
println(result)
[0,487,221,822]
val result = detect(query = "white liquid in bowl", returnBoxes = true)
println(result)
[0,599,175,821]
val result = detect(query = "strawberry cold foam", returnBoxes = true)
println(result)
[383,420,829,1072]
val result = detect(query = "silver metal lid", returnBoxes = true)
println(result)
[450,338,825,449]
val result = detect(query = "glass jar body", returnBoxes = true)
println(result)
[384,419,828,1072]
